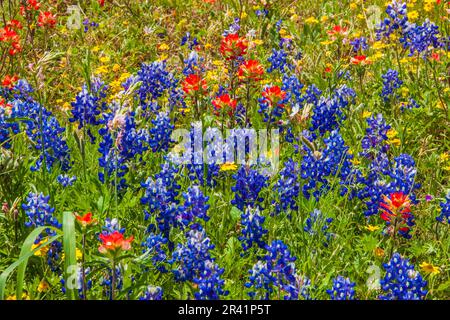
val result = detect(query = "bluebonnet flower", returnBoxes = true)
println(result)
[177,185,210,228]
[239,207,268,251]
[304,84,322,105]
[11,100,71,172]
[301,130,353,199]
[282,74,305,109]
[149,111,174,152]
[193,260,229,300]
[139,286,163,300]
[142,233,169,272]
[387,154,420,204]
[223,18,240,36]
[267,49,290,73]
[350,37,368,52]
[361,114,391,158]
[379,253,427,300]
[70,83,103,130]
[101,218,125,236]
[284,273,312,300]
[136,61,177,110]
[169,224,215,282]
[326,276,356,300]
[22,192,61,242]
[376,1,410,40]
[0,106,19,149]
[436,192,450,224]
[246,240,296,300]
[181,32,199,50]
[403,19,440,58]
[273,159,299,216]
[101,266,123,300]
[400,98,419,112]
[381,69,403,101]
[304,209,334,247]
[310,85,355,137]
[231,166,268,211]
[83,18,98,32]
[98,107,149,189]
[183,50,203,76]
[141,177,179,240]
[255,9,268,17]
[57,174,77,187]
[46,240,63,273]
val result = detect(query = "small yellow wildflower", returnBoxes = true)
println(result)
[407,10,419,21]
[99,56,110,64]
[31,239,49,257]
[350,158,361,165]
[158,43,169,51]
[419,262,440,275]
[112,64,121,72]
[305,17,319,24]
[7,293,30,300]
[220,163,238,172]
[363,111,372,118]
[37,280,50,293]
[439,152,449,162]
[253,39,264,46]
[320,16,328,23]
[62,102,71,112]
[401,87,409,97]
[374,247,385,257]
[279,29,288,37]
[365,225,380,232]
[95,65,108,75]
[350,2,358,10]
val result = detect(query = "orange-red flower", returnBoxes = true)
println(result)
[212,94,237,115]
[220,34,248,60]
[262,86,286,105]
[327,25,348,37]
[350,55,371,65]
[6,20,23,30]
[2,75,19,88]
[74,212,97,228]
[238,60,264,81]
[380,192,415,238]
[98,231,134,255]
[182,74,207,95]
[37,11,57,28]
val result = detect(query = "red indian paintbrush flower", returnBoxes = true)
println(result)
[220,34,248,60]
[380,192,415,239]
[212,94,237,115]
[182,74,207,95]
[2,75,19,88]
[74,212,97,228]
[327,25,348,37]
[238,60,264,81]
[98,231,134,255]
[262,86,286,105]
[350,55,371,65]
[37,11,57,28]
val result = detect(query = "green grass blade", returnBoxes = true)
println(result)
[0,229,60,300]
[63,211,77,300]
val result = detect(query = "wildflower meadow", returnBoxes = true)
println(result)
[0,0,449,302]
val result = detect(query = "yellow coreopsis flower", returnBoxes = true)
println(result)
[220,162,238,172]
[305,17,319,24]
[365,225,381,232]
[407,10,419,21]
[320,16,328,23]
[350,2,358,10]
[419,262,440,275]
[99,56,110,64]
[439,152,449,162]
[363,111,372,118]
[112,64,121,72]
[95,65,108,74]
[253,39,264,46]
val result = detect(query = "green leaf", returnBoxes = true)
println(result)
[230,206,242,221]
[0,228,60,300]
[63,211,77,300]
